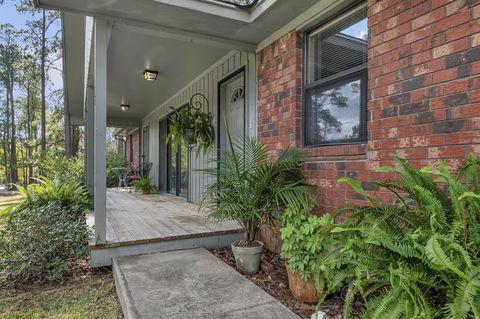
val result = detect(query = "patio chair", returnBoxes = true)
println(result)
[128,162,153,185]
[141,162,153,177]
[128,165,141,182]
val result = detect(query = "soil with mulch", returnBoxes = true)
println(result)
[210,248,355,319]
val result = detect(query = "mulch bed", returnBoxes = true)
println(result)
[210,248,348,319]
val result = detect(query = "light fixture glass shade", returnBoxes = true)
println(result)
[143,70,158,81]
[120,104,130,112]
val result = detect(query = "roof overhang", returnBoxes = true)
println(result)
[34,0,321,49]
[35,0,332,127]
[61,12,86,125]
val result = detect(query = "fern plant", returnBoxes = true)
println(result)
[317,155,480,319]
[166,107,214,156]
[132,176,154,194]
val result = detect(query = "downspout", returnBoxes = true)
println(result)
[114,134,126,157]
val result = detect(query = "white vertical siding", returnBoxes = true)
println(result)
[143,50,256,203]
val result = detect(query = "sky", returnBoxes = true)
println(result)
[0,0,63,98]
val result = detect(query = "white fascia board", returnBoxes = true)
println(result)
[107,117,142,128]
[113,21,256,53]
[255,0,351,52]
[152,0,250,22]
[249,0,278,22]
[125,127,141,135]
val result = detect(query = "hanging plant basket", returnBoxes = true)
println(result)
[185,128,196,147]
[166,93,215,155]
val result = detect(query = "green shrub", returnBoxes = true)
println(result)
[41,155,85,184]
[280,202,345,292]
[318,155,480,318]
[132,176,154,194]
[106,151,128,188]
[16,177,89,211]
[0,178,91,284]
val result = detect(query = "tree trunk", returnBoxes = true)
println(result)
[9,79,18,183]
[26,83,33,181]
[40,9,47,173]
[3,89,11,185]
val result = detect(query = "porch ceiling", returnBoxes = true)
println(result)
[39,0,321,126]
[106,25,230,120]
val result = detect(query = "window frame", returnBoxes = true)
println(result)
[302,3,368,148]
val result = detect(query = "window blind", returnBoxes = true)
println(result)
[308,5,368,83]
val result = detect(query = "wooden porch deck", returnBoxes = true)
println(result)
[87,189,243,266]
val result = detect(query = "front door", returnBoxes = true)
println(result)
[218,70,245,151]
[166,114,188,198]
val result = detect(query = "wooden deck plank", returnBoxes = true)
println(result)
[89,188,242,249]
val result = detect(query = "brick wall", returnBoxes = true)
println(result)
[126,129,141,172]
[256,0,480,251]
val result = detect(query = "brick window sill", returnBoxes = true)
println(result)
[304,143,367,160]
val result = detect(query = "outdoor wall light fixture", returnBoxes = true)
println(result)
[120,104,130,112]
[143,70,158,81]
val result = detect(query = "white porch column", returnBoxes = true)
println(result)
[85,86,95,204]
[93,19,108,244]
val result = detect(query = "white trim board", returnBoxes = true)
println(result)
[256,0,355,52]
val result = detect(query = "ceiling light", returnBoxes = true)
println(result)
[143,70,158,81]
[120,104,130,112]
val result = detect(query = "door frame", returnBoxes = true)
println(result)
[217,66,246,150]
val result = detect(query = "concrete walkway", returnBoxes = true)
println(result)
[113,249,300,319]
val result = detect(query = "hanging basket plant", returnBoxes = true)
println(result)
[166,93,215,155]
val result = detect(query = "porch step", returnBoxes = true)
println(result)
[90,230,243,267]
[113,248,300,319]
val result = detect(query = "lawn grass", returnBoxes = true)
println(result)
[0,272,122,319]
[0,194,22,210]
[0,194,23,224]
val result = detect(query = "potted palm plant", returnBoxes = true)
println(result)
[199,120,314,275]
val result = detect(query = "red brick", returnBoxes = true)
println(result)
[256,2,480,249]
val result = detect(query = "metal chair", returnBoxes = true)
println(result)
[141,162,153,177]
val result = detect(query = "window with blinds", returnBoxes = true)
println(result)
[304,3,368,147]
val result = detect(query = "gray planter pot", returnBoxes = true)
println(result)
[231,241,264,275]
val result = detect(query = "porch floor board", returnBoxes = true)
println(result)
[88,188,243,249]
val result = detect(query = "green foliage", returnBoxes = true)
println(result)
[280,202,345,291]
[132,176,154,194]
[0,177,91,284]
[166,107,214,156]
[106,151,128,188]
[0,275,122,319]
[41,154,85,184]
[15,177,89,211]
[199,120,314,243]
[317,155,480,319]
